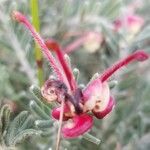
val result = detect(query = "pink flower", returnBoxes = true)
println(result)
[114,14,144,32]
[45,31,103,55]
[64,31,103,54]
[12,11,149,139]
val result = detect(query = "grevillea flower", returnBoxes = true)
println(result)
[64,31,103,54]
[114,14,144,33]
[12,11,149,139]
[113,1,144,34]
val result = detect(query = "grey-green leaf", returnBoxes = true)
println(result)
[0,105,11,136]
[35,120,53,129]
[10,129,42,146]
[30,101,50,120]
[5,111,30,146]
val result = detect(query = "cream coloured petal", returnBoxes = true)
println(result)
[97,82,110,112]
[83,79,102,111]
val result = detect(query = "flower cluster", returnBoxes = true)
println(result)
[12,11,149,139]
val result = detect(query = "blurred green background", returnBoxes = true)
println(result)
[0,0,150,150]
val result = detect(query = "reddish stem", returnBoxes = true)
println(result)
[55,98,65,150]
[12,11,66,83]
[100,50,149,82]
[45,39,77,91]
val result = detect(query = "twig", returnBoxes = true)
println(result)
[30,0,44,86]
[55,98,65,150]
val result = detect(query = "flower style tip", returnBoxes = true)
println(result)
[12,11,26,23]
[62,114,93,138]
[12,11,68,85]
[133,50,149,61]
[93,96,115,119]
[100,50,149,82]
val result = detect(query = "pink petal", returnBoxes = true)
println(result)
[113,14,144,31]
[51,104,71,121]
[83,81,110,112]
[83,79,102,102]
[62,114,93,138]
[64,31,102,54]
[45,39,77,92]
[127,14,144,27]
[92,96,115,119]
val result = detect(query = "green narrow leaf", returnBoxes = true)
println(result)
[0,105,11,136]
[30,101,50,120]
[85,73,99,89]
[40,128,55,137]
[101,25,119,54]
[0,122,2,141]
[0,107,3,142]
[73,68,79,82]
[10,129,42,146]
[100,0,122,20]
[30,85,44,107]
[35,120,53,129]
[30,85,52,113]
[83,133,101,145]
[5,111,29,146]
[19,115,34,131]
[109,80,118,89]
[64,54,71,67]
